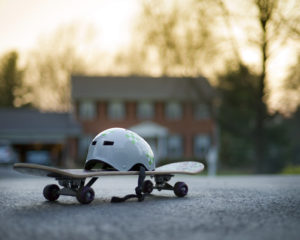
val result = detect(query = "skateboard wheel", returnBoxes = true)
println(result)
[174,182,188,197]
[76,187,95,204]
[142,180,153,194]
[43,184,60,201]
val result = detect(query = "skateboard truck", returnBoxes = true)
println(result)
[57,178,84,196]
[42,177,99,204]
[143,174,189,198]
[153,175,174,191]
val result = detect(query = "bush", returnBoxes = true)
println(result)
[281,165,300,175]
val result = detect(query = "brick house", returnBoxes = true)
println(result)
[72,76,217,163]
[0,108,81,166]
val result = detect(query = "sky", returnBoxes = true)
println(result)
[0,0,299,113]
[0,0,296,76]
[0,0,138,54]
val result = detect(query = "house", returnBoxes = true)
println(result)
[72,75,218,163]
[0,108,81,166]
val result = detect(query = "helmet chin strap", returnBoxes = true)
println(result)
[111,166,146,203]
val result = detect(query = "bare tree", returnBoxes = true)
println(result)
[252,0,300,171]
[215,0,300,171]
[23,23,99,111]
[251,0,277,171]
[119,0,221,77]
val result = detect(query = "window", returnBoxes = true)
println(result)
[79,100,96,120]
[167,135,183,158]
[194,134,211,158]
[108,101,125,120]
[165,101,182,120]
[194,103,210,120]
[137,101,154,119]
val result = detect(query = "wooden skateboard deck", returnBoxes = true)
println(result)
[14,161,204,179]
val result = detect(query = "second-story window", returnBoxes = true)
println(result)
[194,103,210,120]
[165,101,182,120]
[108,101,125,120]
[79,100,96,120]
[137,101,154,119]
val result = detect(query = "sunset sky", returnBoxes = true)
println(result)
[0,0,138,54]
[0,0,297,72]
[0,0,299,112]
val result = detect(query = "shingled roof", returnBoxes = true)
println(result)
[71,75,215,101]
[0,109,81,143]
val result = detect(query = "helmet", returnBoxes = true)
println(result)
[85,128,155,171]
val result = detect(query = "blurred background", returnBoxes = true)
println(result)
[0,0,299,174]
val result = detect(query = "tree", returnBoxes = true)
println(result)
[217,64,289,172]
[117,0,220,77]
[217,65,258,167]
[23,23,99,111]
[215,0,300,172]
[0,51,23,107]
[252,0,300,171]
[252,0,275,172]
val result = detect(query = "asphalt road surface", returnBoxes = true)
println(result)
[0,166,299,240]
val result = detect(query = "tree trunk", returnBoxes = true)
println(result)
[255,2,269,172]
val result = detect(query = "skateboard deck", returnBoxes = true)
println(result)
[14,161,204,179]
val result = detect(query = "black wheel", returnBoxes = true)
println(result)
[174,182,188,197]
[76,187,95,204]
[43,184,60,201]
[142,180,153,194]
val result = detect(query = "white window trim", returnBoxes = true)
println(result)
[79,100,96,120]
[108,100,125,120]
[137,101,154,119]
[194,103,210,120]
[165,101,182,120]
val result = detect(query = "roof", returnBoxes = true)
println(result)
[71,75,215,101]
[0,109,81,144]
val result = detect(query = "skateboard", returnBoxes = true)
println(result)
[13,161,204,204]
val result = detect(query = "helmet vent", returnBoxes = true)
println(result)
[92,141,97,145]
[103,141,114,146]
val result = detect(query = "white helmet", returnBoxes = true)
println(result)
[85,128,155,171]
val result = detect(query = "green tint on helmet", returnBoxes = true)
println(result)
[125,131,139,144]
[146,153,154,166]
[100,129,116,137]
[85,128,155,171]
